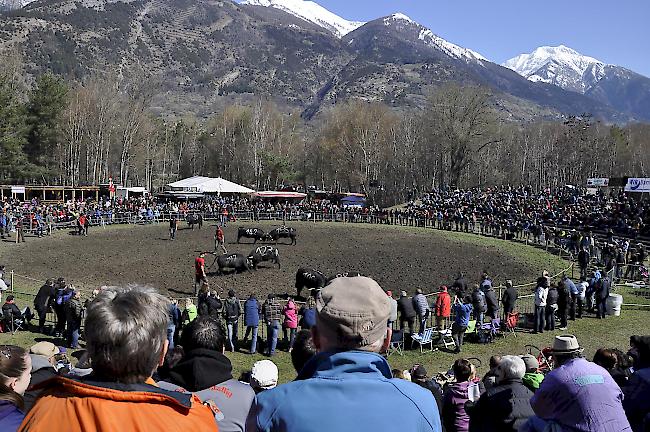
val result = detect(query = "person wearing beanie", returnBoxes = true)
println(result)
[247,276,442,431]
[520,354,544,393]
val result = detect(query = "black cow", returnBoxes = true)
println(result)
[326,272,362,283]
[295,267,327,298]
[187,214,203,230]
[267,226,297,245]
[237,227,266,244]
[249,246,281,269]
[214,253,252,275]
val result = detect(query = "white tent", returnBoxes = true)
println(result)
[166,176,255,194]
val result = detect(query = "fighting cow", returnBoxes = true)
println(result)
[267,226,297,245]
[186,214,203,230]
[248,246,281,269]
[237,227,266,244]
[326,271,362,283]
[214,253,252,275]
[295,267,327,298]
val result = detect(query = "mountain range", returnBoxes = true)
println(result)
[0,0,648,122]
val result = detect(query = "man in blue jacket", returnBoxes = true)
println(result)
[246,276,442,432]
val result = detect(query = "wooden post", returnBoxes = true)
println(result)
[10,270,14,293]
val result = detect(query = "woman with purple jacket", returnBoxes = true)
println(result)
[442,359,485,432]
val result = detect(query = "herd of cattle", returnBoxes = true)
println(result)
[197,224,356,297]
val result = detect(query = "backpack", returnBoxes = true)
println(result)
[225,298,239,320]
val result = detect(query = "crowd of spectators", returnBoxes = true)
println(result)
[1,277,649,431]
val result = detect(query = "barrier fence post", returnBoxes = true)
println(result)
[10,270,14,293]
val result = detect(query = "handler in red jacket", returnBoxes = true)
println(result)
[435,286,452,330]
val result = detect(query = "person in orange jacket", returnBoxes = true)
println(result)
[435,285,452,330]
[20,286,218,432]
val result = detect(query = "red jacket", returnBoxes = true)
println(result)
[435,291,451,318]
[20,376,218,432]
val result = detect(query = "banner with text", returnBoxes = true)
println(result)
[624,178,650,193]
[586,178,609,187]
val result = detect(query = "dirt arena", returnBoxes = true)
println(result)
[0,221,565,299]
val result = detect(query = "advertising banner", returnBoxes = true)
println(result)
[624,178,650,193]
[586,178,609,187]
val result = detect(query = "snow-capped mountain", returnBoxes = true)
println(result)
[503,45,607,93]
[378,13,487,63]
[240,0,364,38]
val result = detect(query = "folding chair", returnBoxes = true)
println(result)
[388,329,404,356]
[436,328,456,350]
[2,309,25,335]
[411,327,435,353]
[505,312,519,337]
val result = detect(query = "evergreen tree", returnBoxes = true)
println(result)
[25,73,68,172]
[0,74,31,182]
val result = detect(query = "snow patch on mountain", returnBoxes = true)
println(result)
[241,0,364,38]
[383,13,414,25]
[417,28,486,62]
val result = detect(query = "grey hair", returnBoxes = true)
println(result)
[497,355,526,381]
[85,285,169,384]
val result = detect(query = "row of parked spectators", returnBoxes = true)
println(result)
[1,276,649,431]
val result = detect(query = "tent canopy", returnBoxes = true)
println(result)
[166,176,254,194]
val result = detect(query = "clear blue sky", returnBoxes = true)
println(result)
[244,0,650,77]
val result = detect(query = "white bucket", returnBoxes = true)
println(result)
[606,294,623,316]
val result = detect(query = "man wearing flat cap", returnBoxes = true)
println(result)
[520,334,631,432]
[246,276,442,432]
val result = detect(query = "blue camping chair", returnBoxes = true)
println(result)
[411,327,435,352]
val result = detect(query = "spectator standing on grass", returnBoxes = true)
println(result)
[544,282,558,331]
[262,294,282,357]
[483,283,499,320]
[623,335,650,432]
[0,345,31,431]
[501,280,517,316]
[468,355,535,432]
[247,276,441,432]
[434,286,451,330]
[397,290,416,334]
[471,285,487,325]
[20,286,217,431]
[224,290,241,352]
[595,275,611,319]
[442,359,484,432]
[413,288,430,335]
[158,316,255,432]
[33,279,54,334]
[167,299,181,350]
[386,290,398,329]
[533,277,548,334]
[282,297,298,352]
[556,279,570,330]
[244,294,260,354]
[521,335,631,432]
[64,291,83,349]
[451,295,473,354]
[181,298,198,328]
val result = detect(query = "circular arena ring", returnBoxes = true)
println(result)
[1,220,568,300]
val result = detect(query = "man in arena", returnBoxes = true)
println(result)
[194,252,207,297]
[169,214,178,240]
[215,224,227,254]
